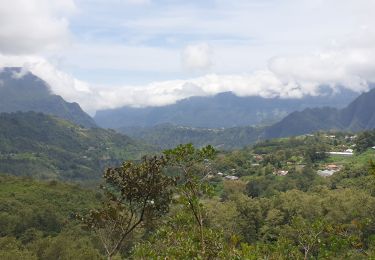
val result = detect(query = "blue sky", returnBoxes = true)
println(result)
[0,0,375,113]
[65,0,337,84]
[66,0,280,84]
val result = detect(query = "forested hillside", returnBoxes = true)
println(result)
[2,131,375,259]
[0,112,152,182]
[0,175,101,259]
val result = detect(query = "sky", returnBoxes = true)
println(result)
[0,0,375,114]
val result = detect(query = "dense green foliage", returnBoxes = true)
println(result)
[130,136,375,259]
[355,129,375,153]
[80,156,175,259]
[2,131,375,259]
[0,112,152,182]
[0,175,102,259]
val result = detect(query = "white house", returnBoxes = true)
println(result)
[328,152,353,157]
[225,175,239,181]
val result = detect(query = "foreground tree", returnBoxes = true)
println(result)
[79,156,175,260]
[290,217,326,260]
[163,144,216,256]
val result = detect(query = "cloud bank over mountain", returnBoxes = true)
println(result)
[0,0,375,113]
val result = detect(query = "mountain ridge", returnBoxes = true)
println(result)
[120,88,375,149]
[94,89,359,129]
[0,67,96,128]
[265,88,375,138]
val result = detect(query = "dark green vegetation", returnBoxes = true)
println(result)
[80,155,176,259]
[94,90,357,129]
[120,123,263,150]
[0,67,96,128]
[266,88,375,138]
[2,132,375,259]
[128,136,375,259]
[355,130,375,153]
[0,175,102,259]
[0,112,151,182]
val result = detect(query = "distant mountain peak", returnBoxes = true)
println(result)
[0,67,96,128]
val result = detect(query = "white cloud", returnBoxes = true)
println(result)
[1,32,375,115]
[181,43,213,72]
[268,27,375,93]
[1,0,375,115]
[0,54,97,111]
[0,0,75,54]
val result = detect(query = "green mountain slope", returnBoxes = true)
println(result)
[0,67,96,128]
[0,112,152,182]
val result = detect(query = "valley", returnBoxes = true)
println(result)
[2,1,375,258]
[1,68,375,259]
